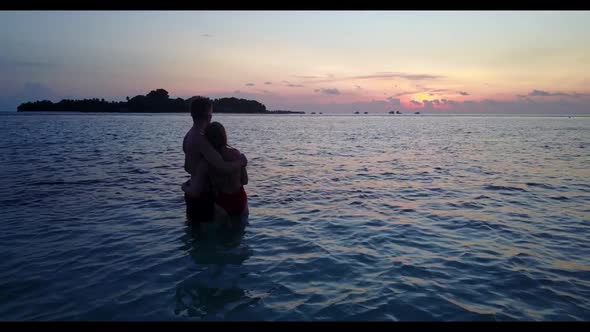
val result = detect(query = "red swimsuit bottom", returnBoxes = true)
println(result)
[215,186,247,216]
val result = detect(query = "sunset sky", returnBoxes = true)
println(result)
[1,11,589,113]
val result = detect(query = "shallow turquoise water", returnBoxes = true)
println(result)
[0,113,589,320]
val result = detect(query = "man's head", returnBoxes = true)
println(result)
[190,96,213,124]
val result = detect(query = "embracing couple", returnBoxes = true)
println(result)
[181,96,249,225]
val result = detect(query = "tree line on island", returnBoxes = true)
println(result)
[17,88,304,114]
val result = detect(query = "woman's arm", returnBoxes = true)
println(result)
[228,148,249,186]
[225,148,248,186]
[197,135,245,174]
[241,166,248,185]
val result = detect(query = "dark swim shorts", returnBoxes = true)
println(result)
[184,192,215,223]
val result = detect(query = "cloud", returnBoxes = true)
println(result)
[429,88,452,93]
[394,90,420,97]
[234,90,241,94]
[282,80,304,87]
[315,88,341,95]
[409,98,550,112]
[567,93,589,98]
[530,90,552,96]
[350,72,443,80]
[245,83,255,86]
[527,89,589,98]
[400,86,469,97]
[422,100,434,108]
[293,75,321,79]
[209,91,590,114]
[302,72,444,84]
[480,99,499,105]
[287,100,392,113]
[530,89,569,97]
[355,85,362,90]
[397,87,459,97]
[201,34,212,37]
[431,98,590,114]
[387,97,401,106]
[264,82,272,85]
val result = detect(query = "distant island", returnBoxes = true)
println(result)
[17,88,305,114]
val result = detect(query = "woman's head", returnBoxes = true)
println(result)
[205,121,227,152]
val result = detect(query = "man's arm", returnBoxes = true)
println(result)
[197,136,244,174]
[183,135,190,174]
[184,160,190,174]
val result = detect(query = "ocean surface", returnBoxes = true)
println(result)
[0,112,589,321]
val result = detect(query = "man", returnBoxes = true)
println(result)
[181,96,247,223]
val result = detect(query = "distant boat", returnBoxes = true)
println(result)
[415,111,420,114]
[354,111,359,114]
[311,112,316,114]
[388,111,395,114]
[319,112,323,114]
[364,112,368,114]
[396,111,402,114]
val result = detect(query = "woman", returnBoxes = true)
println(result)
[205,122,249,223]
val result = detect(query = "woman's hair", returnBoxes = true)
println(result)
[205,121,228,152]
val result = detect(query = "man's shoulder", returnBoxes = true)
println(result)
[186,128,206,142]
[184,130,207,156]
[192,132,207,144]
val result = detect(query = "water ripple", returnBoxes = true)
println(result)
[0,113,589,320]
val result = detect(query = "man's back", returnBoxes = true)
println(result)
[182,127,210,196]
